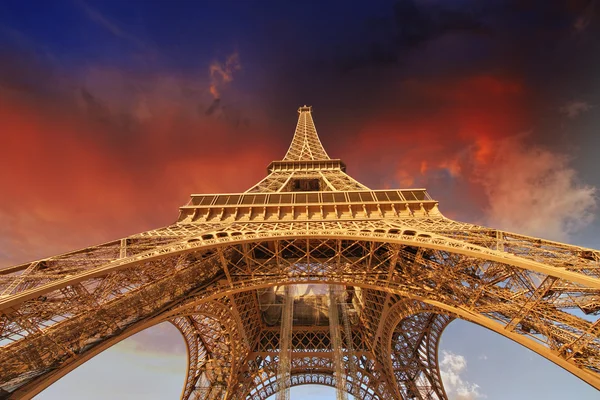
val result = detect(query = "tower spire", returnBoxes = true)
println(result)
[245,106,368,192]
[283,105,330,161]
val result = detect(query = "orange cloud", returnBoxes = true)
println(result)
[340,74,595,239]
[0,69,270,267]
[209,52,241,99]
[344,74,528,183]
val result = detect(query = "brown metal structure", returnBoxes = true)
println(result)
[1,106,600,399]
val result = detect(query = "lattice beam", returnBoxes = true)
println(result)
[0,106,598,399]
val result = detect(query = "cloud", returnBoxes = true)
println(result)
[205,98,221,116]
[573,0,597,33]
[121,322,187,356]
[333,74,596,240]
[440,350,485,400]
[336,0,490,72]
[209,52,241,99]
[0,56,270,268]
[475,135,597,241]
[39,326,187,399]
[78,0,147,48]
[335,74,528,214]
[560,100,592,118]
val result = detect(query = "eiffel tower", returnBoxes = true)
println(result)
[1,106,599,400]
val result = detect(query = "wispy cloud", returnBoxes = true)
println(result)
[440,350,485,400]
[209,52,241,100]
[340,75,597,241]
[122,322,187,356]
[0,56,266,267]
[560,100,592,118]
[78,0,146,48]
[574,0,596,33]
[476,135,597,241]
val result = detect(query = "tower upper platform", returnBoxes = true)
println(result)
[178,106,441,223]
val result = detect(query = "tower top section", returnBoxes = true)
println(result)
[283,105,330,161]
[181,105,439,219]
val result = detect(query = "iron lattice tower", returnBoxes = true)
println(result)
[1,106,600,399]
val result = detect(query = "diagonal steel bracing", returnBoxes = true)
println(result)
[0,106,599,399]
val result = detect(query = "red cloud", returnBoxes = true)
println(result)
[341,75,528,188]
[0,68,595,270]
[340,74,595,239]
[0,80,269,267]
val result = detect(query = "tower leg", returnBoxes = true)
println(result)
[276,286,294,400]
[328,285,348,400]
[391,312,451,399]
[172,300,243,400]
[172,314,232,400]
[379,300,453,400]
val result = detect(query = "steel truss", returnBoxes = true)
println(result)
[0,106,599,399]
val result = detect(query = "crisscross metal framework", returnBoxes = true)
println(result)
[0,106,599,399]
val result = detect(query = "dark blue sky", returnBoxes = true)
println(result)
[1,1,600,399]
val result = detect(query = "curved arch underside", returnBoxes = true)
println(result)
[0,221,599,399]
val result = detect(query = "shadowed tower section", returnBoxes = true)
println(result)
[1,106,600,400]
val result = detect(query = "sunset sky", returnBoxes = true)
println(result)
[1,1,600,399]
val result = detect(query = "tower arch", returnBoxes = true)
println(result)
[1,107,599,399]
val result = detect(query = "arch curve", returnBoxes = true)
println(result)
[2,226,598,311]
[378,299,454,399]
[2,233,600,398]
[248,368,388,400]
[5,301,242,400]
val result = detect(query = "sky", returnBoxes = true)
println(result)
[0,0,599,399]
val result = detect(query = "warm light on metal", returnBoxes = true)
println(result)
[0,106,599,400]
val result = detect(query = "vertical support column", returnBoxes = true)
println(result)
[329,285,348,400]
[496,230,504,252]
[119,238,127,258]
[276,286,294,400]
[340,287,358,396]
